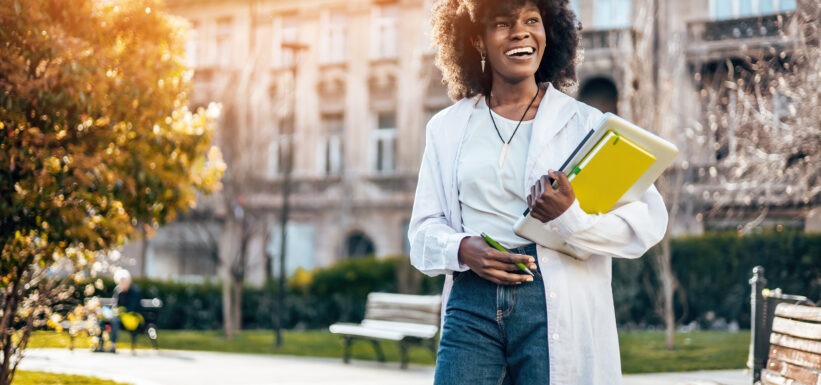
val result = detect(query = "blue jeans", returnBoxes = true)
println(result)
[435,244,549,385]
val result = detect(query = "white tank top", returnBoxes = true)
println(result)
[457,97,533,249]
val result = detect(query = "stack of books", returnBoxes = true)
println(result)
[513,113,679,257]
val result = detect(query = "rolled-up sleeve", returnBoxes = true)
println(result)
[545,185,668,260]
[408,116,469,276]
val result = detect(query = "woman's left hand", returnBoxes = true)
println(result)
[526,170,575,222]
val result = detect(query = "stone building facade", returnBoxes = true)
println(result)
[119,0,817,284]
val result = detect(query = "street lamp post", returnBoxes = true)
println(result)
[274,41,309,348]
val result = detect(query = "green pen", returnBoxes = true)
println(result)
[480,232,535,276]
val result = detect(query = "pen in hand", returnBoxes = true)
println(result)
[480,232,535,277]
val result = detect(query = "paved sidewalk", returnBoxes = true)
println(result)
[19,348,747,385]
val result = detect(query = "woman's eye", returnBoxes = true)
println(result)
[526,17,540,24]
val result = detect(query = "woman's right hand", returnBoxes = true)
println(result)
[457,236,536,285]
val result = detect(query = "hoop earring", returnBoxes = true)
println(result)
[481,52,486,73]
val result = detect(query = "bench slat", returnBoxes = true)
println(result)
[760,368,811,385]
[329,323,405,341]
[769,345,821,371]
[771,332,821,355]
[776,304,821,322]
[365,308,439,326]
[773,317,821,340]
[367,292,441,304]
[364,293,441,326]
[766,358,820,385]
[360,320,438,339]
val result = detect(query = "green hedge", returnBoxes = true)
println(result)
[70,256,444,330]
[66,231,818,330]
[613,230,820,328]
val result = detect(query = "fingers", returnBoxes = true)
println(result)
[550,170,571,194]
[474,251,536,285]
[479,269,534,285]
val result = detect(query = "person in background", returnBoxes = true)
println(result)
[107,269,141,353]
[408,0,668,383]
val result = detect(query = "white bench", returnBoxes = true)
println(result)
[329,292,441,368]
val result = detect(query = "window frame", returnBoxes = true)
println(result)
[215,17,234,68]
[318,114,345,176]
[371,2,400,60]
[272,15,300,69]
[320,9,348,64]
[371,111,398,174]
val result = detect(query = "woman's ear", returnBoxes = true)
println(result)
[470,36,485,56]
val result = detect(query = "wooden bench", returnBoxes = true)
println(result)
[329,292,441,369]
[749,266,821,384]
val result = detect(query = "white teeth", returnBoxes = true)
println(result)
[505,47,535,56]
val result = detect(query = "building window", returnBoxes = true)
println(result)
[185,21,200,67]
[594,0,631,29]
[345,231,375,258]
[215,17,234,68]
[578,77,619,114]
[272,15,299,69]
[321,10,347,64]
[268,119,293,178]
[268,222,316,277]
[318,114,344,175]
[371,3,399,59]
[372,112,397,173]
[711,0,796,19]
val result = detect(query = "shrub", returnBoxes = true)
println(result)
[56,231,816,330]
[613,230,821,328]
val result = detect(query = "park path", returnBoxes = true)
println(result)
[19,348,748,385]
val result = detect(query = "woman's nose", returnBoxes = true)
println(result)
[511,23,531,40]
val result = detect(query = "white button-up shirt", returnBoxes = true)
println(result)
[408,84,668,385]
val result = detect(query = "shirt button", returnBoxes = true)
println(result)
[550,292,557,299]
[551,226,559,233]
[540,257,549,264]
[552,333,559,340]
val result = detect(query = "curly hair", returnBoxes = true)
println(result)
[430,0,581,100]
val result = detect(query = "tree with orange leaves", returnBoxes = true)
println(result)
[0,1,223,383]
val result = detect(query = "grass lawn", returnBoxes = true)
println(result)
[618,331,750,373]
[15,370,129,385]
[29,329,749,374]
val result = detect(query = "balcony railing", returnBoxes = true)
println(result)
[687,13,790,44]
[580,28,632,52]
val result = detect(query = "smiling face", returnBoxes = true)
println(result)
[476,1,547,87]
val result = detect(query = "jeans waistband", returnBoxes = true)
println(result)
[508,243,537,257]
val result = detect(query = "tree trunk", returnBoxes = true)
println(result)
[138,225,149,277]
[655,236,676,350]
[653,168,683,350]
[231,279,243,332]
[1,331,13,385]
[219,218,239,340]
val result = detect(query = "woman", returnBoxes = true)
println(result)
[408,0,668,384]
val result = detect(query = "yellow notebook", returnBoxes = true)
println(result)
[568,131,656,214]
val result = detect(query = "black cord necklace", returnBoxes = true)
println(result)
[487,86,541,167]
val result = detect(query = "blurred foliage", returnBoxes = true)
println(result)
[0,0,223,384]
[51,231,818,332]
[53,256,443,330]
[613,230,820,328]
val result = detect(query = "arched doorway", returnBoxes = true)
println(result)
[578,77,619,114]
[345,231,375,258]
